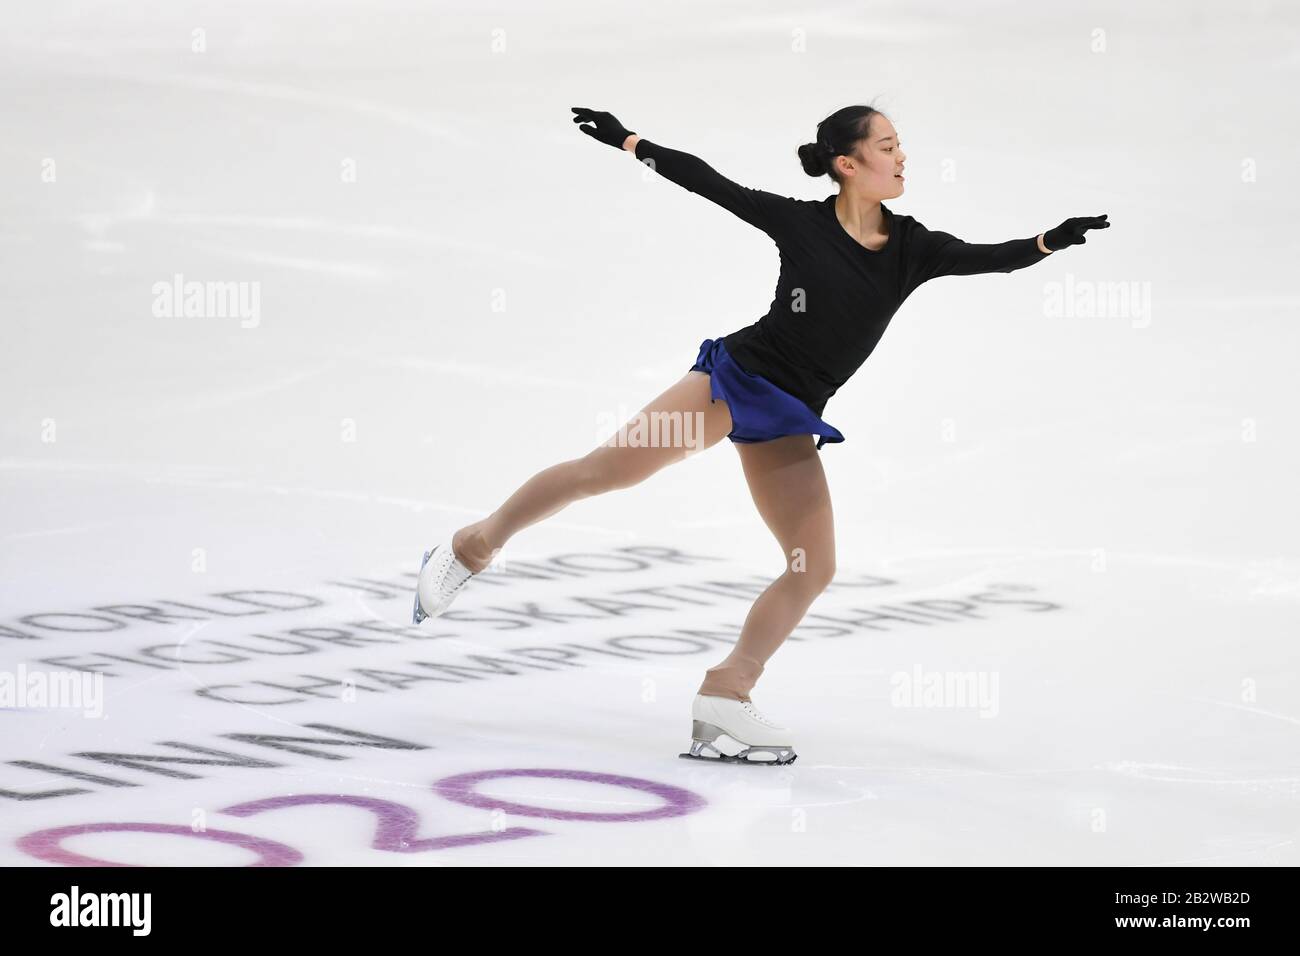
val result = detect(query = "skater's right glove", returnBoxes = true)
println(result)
[571,107,635,150]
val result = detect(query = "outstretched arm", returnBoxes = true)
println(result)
[571,107,793,236]
[916,228,1050,279]
[629,136,792,235]
[912,214,1110,283]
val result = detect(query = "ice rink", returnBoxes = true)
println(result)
[3,0,1298,866]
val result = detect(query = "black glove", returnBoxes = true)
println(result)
[1044,214,1110,251]
[571,107,634,150]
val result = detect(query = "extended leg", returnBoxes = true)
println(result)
[698,434,836,700]
[452,371,732,571]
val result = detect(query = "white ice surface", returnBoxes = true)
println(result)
[2,0,1298,866]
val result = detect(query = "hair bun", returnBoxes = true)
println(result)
[797,142,827,177]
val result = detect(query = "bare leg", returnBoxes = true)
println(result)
[698,435,836,701]
[452,371,732,572]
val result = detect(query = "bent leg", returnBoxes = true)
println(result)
[454,371,732,571]
[699,434,836,700]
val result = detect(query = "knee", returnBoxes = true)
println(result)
[789,551,836,594]
[571,449,644,496]
[569,454,609,497]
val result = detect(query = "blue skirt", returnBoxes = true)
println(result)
[690,338,845,450]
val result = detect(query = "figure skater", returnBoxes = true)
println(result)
[413,104,1109,764]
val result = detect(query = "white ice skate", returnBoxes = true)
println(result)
[411,543,475,624]
[680,694,797,765]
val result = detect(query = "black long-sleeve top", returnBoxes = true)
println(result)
[634,138,1051,415]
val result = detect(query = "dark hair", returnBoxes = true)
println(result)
[797,105,882,182]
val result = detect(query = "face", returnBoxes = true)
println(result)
[834,114,906,199]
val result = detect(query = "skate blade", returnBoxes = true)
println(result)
[411,548,435,625]
[677,750,798,766]
[678,736,797,766]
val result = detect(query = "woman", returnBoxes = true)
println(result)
[414,104,1109,765]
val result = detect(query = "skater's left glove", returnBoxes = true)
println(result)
[1043,214,1110,251]
[571,107,635,150]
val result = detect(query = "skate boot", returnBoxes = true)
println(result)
[411,543,475,624]
[679,694,797,765]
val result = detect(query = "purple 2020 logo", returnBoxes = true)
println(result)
[17,768,706,866]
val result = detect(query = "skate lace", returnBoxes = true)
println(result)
[439,577,468,599]
[742,700,781,728]
[436,553,473,599]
